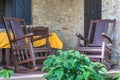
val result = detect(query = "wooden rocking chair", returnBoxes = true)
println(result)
[2,17,51,72]
[29,26,51,63]
[76,19,116,68]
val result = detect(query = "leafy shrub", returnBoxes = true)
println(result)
[113,71,120,80]
[42,50,107,80]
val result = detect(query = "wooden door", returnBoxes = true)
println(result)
[84,0,101,42]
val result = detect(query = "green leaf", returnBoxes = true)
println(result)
[83,71,90,80]
[63,62,69,69]
[69,72,75,80]
[118,77,120,80]
[100,68,107,73]
[84,56,90,64]
[4,70,9,78]
[68,50,75,53]
[57,50,63,53]
[55,70,64,80]
[74,51,81,58]
[75,75,83,80]
[8,70,14,75]
[49,77,58,80]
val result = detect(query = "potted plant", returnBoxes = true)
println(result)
[42,50,108,80]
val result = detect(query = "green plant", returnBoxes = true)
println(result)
[113,71,120,80]
[42,50,108,80]
[0,69,14,79]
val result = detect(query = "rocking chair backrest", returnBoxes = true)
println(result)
[3,17,28,48]
[32,26,49,36]
[88,19,115,46]
[30,26,51,48]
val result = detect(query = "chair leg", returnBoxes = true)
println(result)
[32,60,37,68]
[5,49,11,66]
[2,49,5,65]
[101,58,104,64]
[14,64,19,72]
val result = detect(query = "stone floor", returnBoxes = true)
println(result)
[108,66,120,74]
[0,71,45,80]
[0,65,46,80]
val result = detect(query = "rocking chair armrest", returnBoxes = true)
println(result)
[12,33,33,42]
[76,33,88,42]
[102,33,112,43]
[31,34,51,42]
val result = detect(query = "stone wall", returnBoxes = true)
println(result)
[31,0,120,65]
[31,0,84,49]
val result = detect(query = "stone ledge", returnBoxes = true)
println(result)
[0,73,46,80]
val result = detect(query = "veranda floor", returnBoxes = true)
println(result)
[0,65,119,80]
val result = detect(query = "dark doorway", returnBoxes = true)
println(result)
[0,0,6,25]
[84,0,101,42]
[0,0,31,28]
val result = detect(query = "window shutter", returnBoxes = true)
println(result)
[13,0,31,24]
